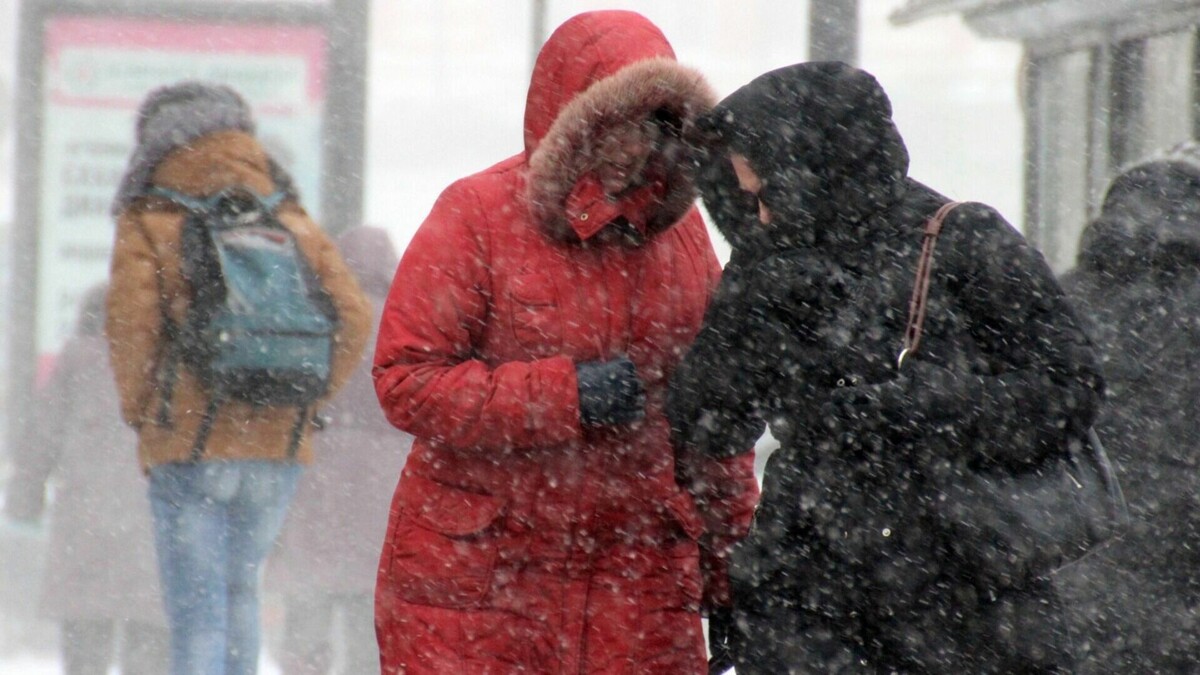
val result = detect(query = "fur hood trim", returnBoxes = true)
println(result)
[113,81,297,214]
[527,57,717,243]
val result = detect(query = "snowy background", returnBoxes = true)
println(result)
[363,0,1023,262]
[0,0,1023,671]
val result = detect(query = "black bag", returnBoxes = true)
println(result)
[902,202,1130,588]
[937,428,1129,587]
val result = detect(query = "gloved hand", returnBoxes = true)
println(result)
[707,605,737,675]
[576,355,647,427]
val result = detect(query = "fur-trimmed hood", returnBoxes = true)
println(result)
[113,80,297,214]
[524,11,716,244]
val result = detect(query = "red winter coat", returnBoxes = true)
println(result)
[373,10,758,674]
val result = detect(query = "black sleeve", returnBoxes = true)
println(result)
[947,204,1104,466]
[668,250,819,457]
[668,260,765,458]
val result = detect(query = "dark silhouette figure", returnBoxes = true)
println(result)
[4,284,168,675]
[1057,142,1200,673]
[268,226,409,675]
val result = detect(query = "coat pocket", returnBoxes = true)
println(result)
[508,273,562,355]
[384,474,507,609]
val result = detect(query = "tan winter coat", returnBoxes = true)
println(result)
[106,130,371,471]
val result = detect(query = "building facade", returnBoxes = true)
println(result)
[895,0,1200,271]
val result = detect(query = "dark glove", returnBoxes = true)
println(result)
[707,605,737,675]
[576,356,646,427]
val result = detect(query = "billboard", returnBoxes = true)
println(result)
[37,14,329,365]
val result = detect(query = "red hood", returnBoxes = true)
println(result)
[522,11,715,243]
[523,10,675,156]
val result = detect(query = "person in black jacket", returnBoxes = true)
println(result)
[669,61,1103,673]
[1055,143,1200,673]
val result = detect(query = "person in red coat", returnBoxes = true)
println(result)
[372,10,759,674]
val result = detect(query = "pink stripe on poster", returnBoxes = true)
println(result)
[45,15,328,101]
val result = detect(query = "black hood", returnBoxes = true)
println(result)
[1078,155,1200,280]
[696,62,910,258]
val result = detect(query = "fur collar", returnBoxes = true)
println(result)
[527,58,716,244]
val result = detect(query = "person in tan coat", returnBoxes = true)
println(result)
[105,81,370,675]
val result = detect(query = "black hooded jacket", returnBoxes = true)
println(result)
[1056,151,1200,673]
[670,62,1102,616]
[1062,155,1200,511]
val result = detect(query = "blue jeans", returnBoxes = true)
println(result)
[149,460,301,675]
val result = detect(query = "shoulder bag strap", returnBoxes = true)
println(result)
[897,201,964,370]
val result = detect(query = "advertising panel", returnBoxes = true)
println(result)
[37,14,327,364]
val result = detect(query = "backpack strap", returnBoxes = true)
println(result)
[897,201,964,370]
[286,407,310,459]
[189,400,309,461]
[147,186,211,212]
[190,396,221,462]
[147,185,288,214]
[155,318,181,427]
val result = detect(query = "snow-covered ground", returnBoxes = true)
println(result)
[0,654,282,675]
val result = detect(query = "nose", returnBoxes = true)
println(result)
[757,199,772,224]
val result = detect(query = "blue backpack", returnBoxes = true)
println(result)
[150,186,338,458]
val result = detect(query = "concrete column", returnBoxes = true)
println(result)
[809,0,860,65]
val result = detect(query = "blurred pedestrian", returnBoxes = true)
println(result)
[268,225,409,675]
[1056,142,1200,673]
[105,81,371,675]
[371,10,759,674]
[669,61,1102,673]
[3,283,168,675]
